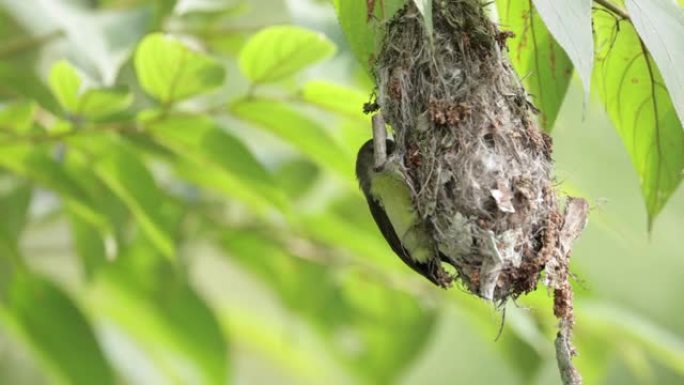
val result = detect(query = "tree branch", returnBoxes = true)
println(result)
[555,321,582,385]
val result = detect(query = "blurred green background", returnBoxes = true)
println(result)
[0,0,682,384]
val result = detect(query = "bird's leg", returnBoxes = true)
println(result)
[372,113,387,170]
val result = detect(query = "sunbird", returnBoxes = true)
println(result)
[356,139,454,287]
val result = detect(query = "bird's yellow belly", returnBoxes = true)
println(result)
[370,173,432,262]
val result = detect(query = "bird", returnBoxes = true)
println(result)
[355,138,454,287]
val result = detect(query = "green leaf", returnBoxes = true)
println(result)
[0,63,61,114]
[48,60,81,113]
[231,99,353,183]
[204,32,249,57]
[336,271,436,382]
[78,86,133,120]
[530,0,593,98]
[497,0,573,131]
[0,182,31,245]
[0,144,109,231]
[1,272,114,385]
[0,101,37,134]
[220,229,435,383]
[238,25,336,84]
[152,0,179,29]
[626,0,684,127]
[68,212,107,280]
[300,80,369,121]
[47,60,133,119]
[274,158,320,200]
[78,138,176,259]
[332,0,405,73]
[580,301,684,378]
[92,239,229,385]
[299,210,400,271]
[134,33,225,104]
[0,182,31,293]
[496,308,546,382]
[593,16,684,227]
[62,149,130,242]
[147,115,288,213]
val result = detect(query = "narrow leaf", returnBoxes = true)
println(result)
[135,33,225,104]
[231,99,353,182]
[274,158,320,200]
[2,272,114,385]
[626,0,684,127]
[0,63,61,114]
[0,183,31,244]
[92,239,229,385]
[0,144,109,231]
[238,25,336,84]
[497,0,573,130]
[68,212,107,280]
[594,16,684,227]
[148,115,288,213]
[81,138,176,259]
[580,301,684,377]
[220,229,435,383]
[62,149,130,241]
[531,0,593,99]
[300,80,369,121]
[0,183,30,293]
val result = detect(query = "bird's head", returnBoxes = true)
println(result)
[355,138,396,193]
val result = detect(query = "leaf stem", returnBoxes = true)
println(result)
[593,0,630,20]
[0,123,136,145]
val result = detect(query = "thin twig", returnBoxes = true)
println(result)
[372,113,387,169]
[555,321,582,385]
[0,30,63,59]
[552,198,589,385]
[593,0,630,20]
[0,123,136,145]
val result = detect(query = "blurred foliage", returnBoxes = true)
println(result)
[0,1,682,385]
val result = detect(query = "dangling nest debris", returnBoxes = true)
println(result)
[371,2,587,384]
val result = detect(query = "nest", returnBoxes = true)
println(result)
[372,4,589,381]
[373,1,586,307]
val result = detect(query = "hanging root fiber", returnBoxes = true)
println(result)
[371,2,587,383]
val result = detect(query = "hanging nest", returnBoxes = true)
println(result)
[372,2,587,383]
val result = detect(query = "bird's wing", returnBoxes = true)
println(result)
[365,195,413,265]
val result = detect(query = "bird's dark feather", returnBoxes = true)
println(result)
[364,194,412,264]
[356,139,446,286]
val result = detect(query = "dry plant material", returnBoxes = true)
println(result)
[371,2,587,383]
